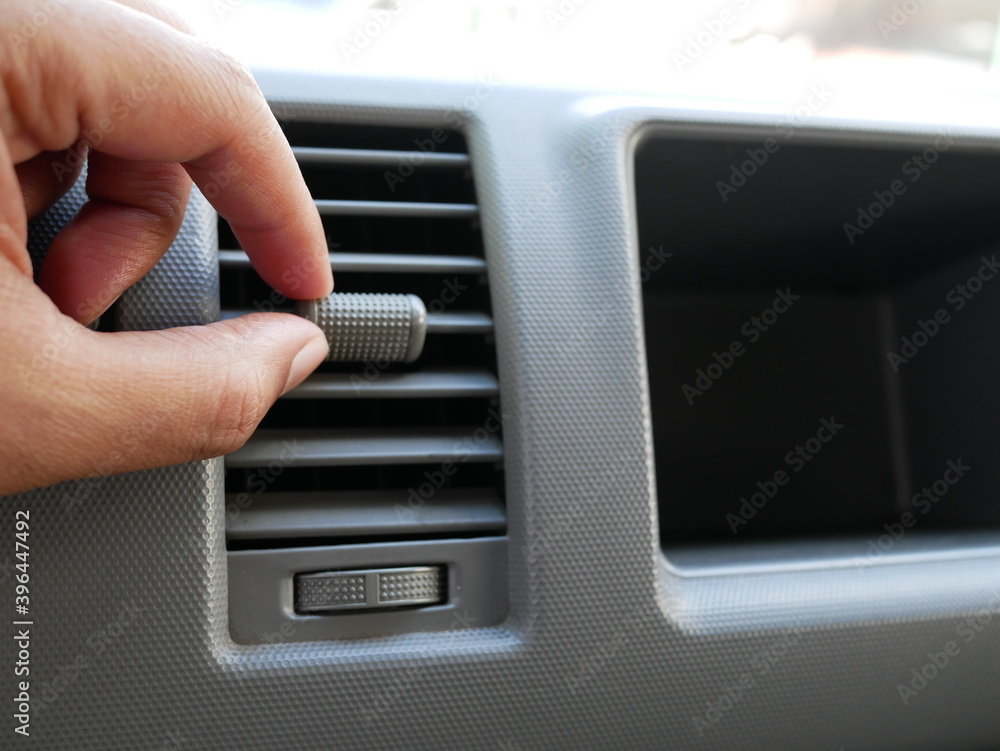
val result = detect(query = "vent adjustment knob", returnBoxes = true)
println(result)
[295,566,445,614]
[295,292,427,363]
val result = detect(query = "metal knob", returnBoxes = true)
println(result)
[295,293,427,363]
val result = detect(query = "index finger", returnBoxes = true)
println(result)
[5,0,333,299]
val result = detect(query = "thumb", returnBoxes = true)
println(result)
[5,311,327,495]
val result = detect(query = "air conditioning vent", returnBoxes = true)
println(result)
[221,121,506,642]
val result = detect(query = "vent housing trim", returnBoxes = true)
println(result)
[222,121,507,641]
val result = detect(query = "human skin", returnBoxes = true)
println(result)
[0,0,334,495]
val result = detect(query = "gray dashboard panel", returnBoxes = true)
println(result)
[2,72,1000,749]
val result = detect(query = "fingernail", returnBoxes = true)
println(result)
[282,333,329,396]
[74,292,121,327]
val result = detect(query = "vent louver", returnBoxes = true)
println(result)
[220,122,505,552]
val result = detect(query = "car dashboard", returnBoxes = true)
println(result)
[5,62,1000,750]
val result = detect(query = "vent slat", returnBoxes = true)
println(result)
[219,309,493,334]
[219,249,486,275]
[426,311,493,334]
[284,370,499,399]
[314,199,478,218]
[292,146,470,168]
[227,428,503,468]
[226,488,504,540]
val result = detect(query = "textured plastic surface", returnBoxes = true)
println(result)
[6,183,225,747]
[2,71,1000,750]
[295,571,368,611]
[295,566,444,612]
[115,194,219,330]
[228,537,508,642]
[296,292,426,362]
[377,567,443,604]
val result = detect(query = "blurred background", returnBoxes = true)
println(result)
[159,0,1000,110]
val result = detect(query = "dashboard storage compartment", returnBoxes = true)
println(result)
[635,128,1000,545]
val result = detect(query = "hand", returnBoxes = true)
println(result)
[0,0,334,495]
